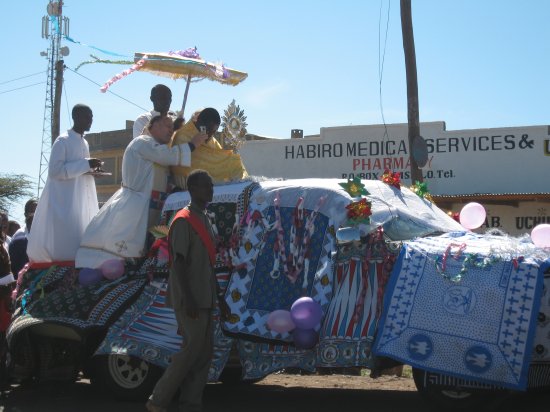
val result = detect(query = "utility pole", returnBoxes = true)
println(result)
[400,0,424,183]
[39,1,69,195]
[52,59,64,143]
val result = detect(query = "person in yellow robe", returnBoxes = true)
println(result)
[169,108,248,189]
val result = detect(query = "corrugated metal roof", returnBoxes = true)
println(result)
[432,193,550,202]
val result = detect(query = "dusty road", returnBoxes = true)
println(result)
[0,373,549,412]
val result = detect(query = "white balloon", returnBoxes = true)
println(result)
[459,202,486,230]
[531,224,550,248]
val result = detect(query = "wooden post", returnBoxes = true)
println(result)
[400,0,423,183]
[52,59,64,144]
[180,74,192,119]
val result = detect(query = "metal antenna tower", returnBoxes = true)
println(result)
[38,1,69,196]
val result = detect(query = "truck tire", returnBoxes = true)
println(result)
[218,366,263,385]
[93,354,163,401]
[412,367,509,411]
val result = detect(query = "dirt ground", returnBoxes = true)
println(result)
[3,367,550,412]
[0,368,418,412]
[255,366,416,391]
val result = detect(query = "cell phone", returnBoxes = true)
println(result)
[200,126,207,134]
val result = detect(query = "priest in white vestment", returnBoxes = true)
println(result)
[76,115,209,269]
[27,104,102,263]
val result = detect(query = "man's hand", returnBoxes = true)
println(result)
[218,296,231,321]
[88,158,103,169]
[185,297,199,320]
[173,117,185,131]
[190,131,209,148]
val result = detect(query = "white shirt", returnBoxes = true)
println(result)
[75,134,192,268]
[11,226,28,241]
[27,129,98,263]
[133,110,177,138]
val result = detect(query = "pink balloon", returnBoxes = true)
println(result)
[292,328,319,349]
[267,310,295,333]
[531,224,550,248]
[78,268,103,286]
[100,259,125,280]
[459,202,486,230]
[290,297,323,330]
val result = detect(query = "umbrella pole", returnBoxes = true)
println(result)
[180,75,191,118]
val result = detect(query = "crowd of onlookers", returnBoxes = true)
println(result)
[1,198,37,277]
[1,198,36,390]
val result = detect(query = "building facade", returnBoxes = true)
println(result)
[87,119,550,236]
[87,120,133,204]
[239,121,550,236]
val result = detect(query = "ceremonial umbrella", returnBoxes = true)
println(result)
[100,47,248,117]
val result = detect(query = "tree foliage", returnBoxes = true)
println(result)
[0,173,34,213]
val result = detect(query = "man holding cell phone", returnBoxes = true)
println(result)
[168,108,223,189]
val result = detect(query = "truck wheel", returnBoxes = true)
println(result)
[93,355,163,401]
[412,367,509,411]
[7,331,36,382]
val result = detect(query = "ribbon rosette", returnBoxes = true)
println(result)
[410,180,433,202]
[346,198,372,225]
[339,177,369,197]
[168,47,201,59]
[381,169,401,190]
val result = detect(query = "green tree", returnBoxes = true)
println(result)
[0,173,34,213]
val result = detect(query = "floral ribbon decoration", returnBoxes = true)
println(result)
[168,47,201,59]
[339,177,369,198]
[381,169,401,190]
[339,177,372,225]
[346,198,373,225]
[270,192,327,286]
[410,180,433,202]
[169,47,229,79]
[100,55,147,93]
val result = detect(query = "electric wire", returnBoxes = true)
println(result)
[0,70,47,86]
[65,66,147,112]
[0,81,46,95]
[378,0,391,140]
[63,80,71,125]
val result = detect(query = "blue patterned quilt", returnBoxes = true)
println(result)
[373,232,549,390]
[94,278,234,381]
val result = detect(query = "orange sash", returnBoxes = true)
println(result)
[169,208,216,266]
[28,261,74,269]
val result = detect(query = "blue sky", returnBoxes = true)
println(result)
[1,0,549,222]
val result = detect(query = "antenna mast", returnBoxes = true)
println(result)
[38,1,69,196]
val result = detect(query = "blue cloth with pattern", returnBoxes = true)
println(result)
[224,205,334,341]
[373,232,548,390]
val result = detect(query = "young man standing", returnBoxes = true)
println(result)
[146,170,229,412]
[133,84,176,138]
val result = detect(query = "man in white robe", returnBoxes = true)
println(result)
[133,84,177,138]
[76,115,209,269]
[27,104,102,263]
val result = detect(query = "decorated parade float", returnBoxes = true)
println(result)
[3,43,550,409]
[5,172,550,410]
